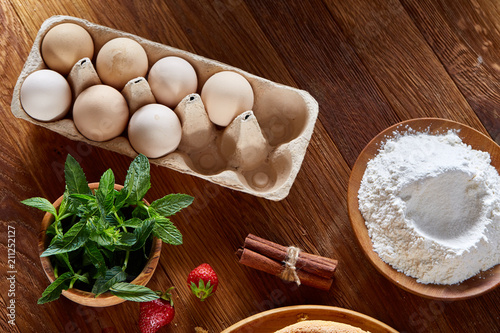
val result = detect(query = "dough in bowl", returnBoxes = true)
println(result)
[275,320,370,333]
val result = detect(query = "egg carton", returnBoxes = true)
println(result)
[11,15,318,201]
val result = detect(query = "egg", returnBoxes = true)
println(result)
[201,71,254,127]
[41,23,94,75]
[20,69,72,122]
[73,85,129,141]
[128,104,182,158]
[148,56,198,108]
[96,38,148,90]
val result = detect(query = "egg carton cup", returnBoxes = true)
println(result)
[11,15,319,201]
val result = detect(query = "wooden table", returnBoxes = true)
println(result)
[1,0,499,332]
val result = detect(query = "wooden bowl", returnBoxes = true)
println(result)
[39,183,162,307]
[347,118,500,300]
[221,305,397,333]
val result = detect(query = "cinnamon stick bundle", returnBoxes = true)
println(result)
[237,234,338,291]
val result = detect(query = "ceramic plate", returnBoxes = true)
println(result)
[347,118,500,300]
[222,305,397,332]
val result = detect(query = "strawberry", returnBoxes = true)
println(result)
[139,289,175,333]
[187,263,218,301]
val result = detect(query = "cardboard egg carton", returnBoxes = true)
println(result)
[11,16,318,201]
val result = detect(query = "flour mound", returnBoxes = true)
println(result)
[358,130,500,284]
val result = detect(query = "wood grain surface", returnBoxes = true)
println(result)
[0,1,499,333]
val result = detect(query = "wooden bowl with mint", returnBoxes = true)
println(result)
[23,154,193,307]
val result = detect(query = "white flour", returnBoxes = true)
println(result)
[358,129,500,284]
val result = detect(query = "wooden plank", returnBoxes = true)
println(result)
[244,0,401,167]
[159,1,298,94]
[324,0,487,132]
[402,0,500,143]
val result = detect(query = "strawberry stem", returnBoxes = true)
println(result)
[154,287,174,306]
[190,280,214,301]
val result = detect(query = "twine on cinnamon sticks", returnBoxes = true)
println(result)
[280,246,301,285]
[236,234,338,291]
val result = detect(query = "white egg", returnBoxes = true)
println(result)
[201,71,254,127]
[20,69,72,122]
[73,85,129,142]
[128,104,182,158]
[148,56,198,108]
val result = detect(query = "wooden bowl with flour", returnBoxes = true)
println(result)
[348,118,500,300]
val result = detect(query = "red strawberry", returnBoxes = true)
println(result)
[187,263,218,301]
[139,289,175,333]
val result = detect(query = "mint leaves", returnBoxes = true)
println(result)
[20,197,58,216]
[92,266,127,295]
[123,153,150,205]
[37,272,73,304]
[150,194,194,217]
[64,155,92,196]
[41,221,89,257]
[109,282,159,302]
[23,154,193,304]
[152,217,183,245]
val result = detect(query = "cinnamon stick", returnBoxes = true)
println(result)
[237,234,338,291]
[244,234,337,279]
[237,248,333,291]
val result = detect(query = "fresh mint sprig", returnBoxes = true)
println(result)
[22,154,193,304]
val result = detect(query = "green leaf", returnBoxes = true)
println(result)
[70,193,95,202]
[58,190,69,216]
[37,272,73,304]
[117,232,137,247]
[152,217,182,245]
[86,216,103,233]
[92,266,127,296]
[123,154,150,205]
[102,244,116,252]
[96,169,115,217]
[64,155,91,195]
[121,218,143,228]
[73,273,90,285]
[84,242,106,276]
[131,218,155,251]
[90,232,114,248]
[109,282,159,302]
[75,200,98,220]
[131,205,149,220]
[89,227,118,247]
[100,247,114,261]
[46,223,57,236]
[97,169,115,197]
[55,252,74,274]
[41,221,89,257]
[21,197,57,217]
[105,214,119,227]
[114,187,131,211]
[69,272,90,289]
[104,227,121,242]
[48,234,63,246]
[57,189,78,220]
[150,194,194,217]
[70,193,96,218]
